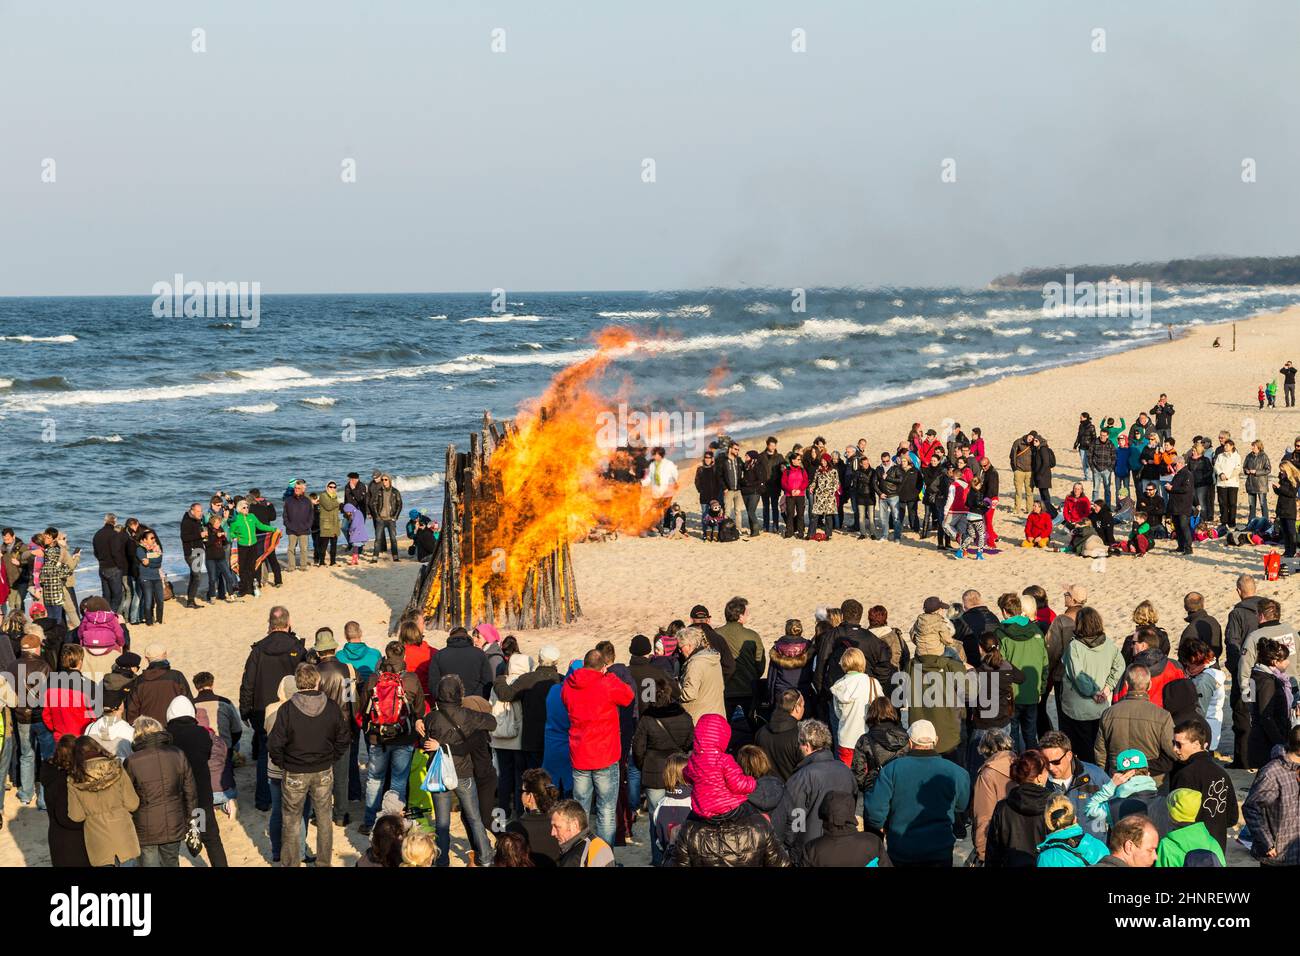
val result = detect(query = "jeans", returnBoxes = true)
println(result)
[99,567,123,610]
[877,496,902,541]
[268,776,311,861]
[432,776,495,866]
[126,576,141,624]
[286,534,310,570]
[0,733,12,815]
[139,842,181,867]
[282,769,334,867]
[185,547,203,602]
[626,757,642,814]
[1091,470,1112,510]
[331,748,351,822]
[349,734,364,800]
[647,786,667,864]
[205,558,235,601]
[373,520,399,558]
[252,721,272,808]
[1115,472,1131,501]
[1249,492,1270,524]
[1079,447,1090,480]
[1194,486,1213,520]
[138,578,164,624]
[364,741,414,826]
[496,748,528,819]
[761,488,782,531]
[572,763,619,847]
[17,722,53,807]
[1011,704,1038,752]
[741,493,761,535]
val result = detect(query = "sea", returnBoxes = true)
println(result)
[1,285,1297,585]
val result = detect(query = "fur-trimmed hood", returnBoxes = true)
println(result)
[770,637,812,670]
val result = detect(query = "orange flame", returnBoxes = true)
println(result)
[471,325,665,599]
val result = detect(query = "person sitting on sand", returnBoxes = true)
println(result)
[1022,500,1053,549]
[702,500,725,542]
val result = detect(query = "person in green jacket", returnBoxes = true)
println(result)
[1099,416,1126,446]
[1157,789,1226,867]
[908,631,969,757]
[1059,607,1126,759]
[316,482,342,567]
[1266,379,1278,408]
[228,499,276,597]
[995,593,1048,750]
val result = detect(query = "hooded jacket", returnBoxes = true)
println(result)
[124,731,197,846]
[317,490,342,538]
[125,663,193,725]
[685,714,756,817]
[1036,824,1108,867]
[767,636,814,703]
[985,783,1050,867]
[562,666,634,771]
[772,747,857,852]
[1169,750,1238,851]
[267,688,350,774]
[428,634,494,700]
[1157,821,1225,867]
[1061,632,1125,722]
[239,629,306,718]
[631,700,694,791]
[801,791,890,867]
[851,720,908,793]
[679,647,725,724]
[423,694,498,779]
[864,750,971,864]
[831,671,884,750]
[1113,648,1186,707]
[41,669,97,739]
[996,618,1048,704]
[972,750,1014,860]
[336,640,382,684]
[754,708,803,782]
[67,756,141,867]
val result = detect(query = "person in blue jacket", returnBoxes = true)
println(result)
[541,660,582,797]
[864,719,971,866]
[1036,794,1109,866]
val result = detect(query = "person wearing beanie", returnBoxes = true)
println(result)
[165,695,228,867]
[1156,789,1226,867]
[1082,748,1168,835]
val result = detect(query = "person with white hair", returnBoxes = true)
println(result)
[864,719,972,866]
[678,625,724,724]
[492,643,564,775]
[491,650,534,819]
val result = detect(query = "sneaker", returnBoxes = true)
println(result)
[974,552,985,560]
[953,549,965,559]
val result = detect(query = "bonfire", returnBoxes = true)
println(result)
[406,328,665,630]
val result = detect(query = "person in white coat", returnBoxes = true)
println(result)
[830,647,884,763]
[641,447,679,502]
[1213,439,1243,530]
[1178,637,1227,754]
[491,652,532,819]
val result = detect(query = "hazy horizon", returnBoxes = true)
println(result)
[3,0,1298,297]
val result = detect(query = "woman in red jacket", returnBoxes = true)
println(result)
[42,645,97,740]
[1021,501,1053,548]
[780,453,809,540]
[1062,483,1092,529]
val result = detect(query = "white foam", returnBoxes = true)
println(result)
[992,326,1034,337]
[751,374,783,390]
[300,396,336,407]
[428,314,448,320]
[0,378,11,389]
[670,305,712,317]
[697,382,746,397]
[393,472,442,492]
[920,344,946,355]
[0,334,78,343]
[83,434,124,443]
[814,358,847,370]
[224,403,278,414]
[1016,345,1038,356]
[524,342,544,349]
[596,310,661,319]
[460,314,543,324]
[744,302,779,314]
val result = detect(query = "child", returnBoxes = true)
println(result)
[1259,384,1267,410]
[683,713,755,817]
[651,753,693,865]
[1022,500,1052,547]
[702,500,725,542]
[1115,510,1151,555]
[1267,378,1278,408]
[342,503,370,564]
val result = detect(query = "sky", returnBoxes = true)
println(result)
[1,0,1298,295]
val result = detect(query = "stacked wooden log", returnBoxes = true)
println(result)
[404,411,581,630]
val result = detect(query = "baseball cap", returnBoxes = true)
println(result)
[1064,583,1089,604]
[908,720,938,745]
[690,605,710,620]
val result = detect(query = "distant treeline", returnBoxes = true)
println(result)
[990,256,1300,289]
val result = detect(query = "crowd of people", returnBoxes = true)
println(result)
[0,571,1295,869]
[634,385,1300,563]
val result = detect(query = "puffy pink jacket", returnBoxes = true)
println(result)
[78,610,125,652]
[684,714,755,818]
[781,465,808,497]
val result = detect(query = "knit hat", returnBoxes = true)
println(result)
[28,602,47,618]
[166,696,197,722]
[908,720,938,745]
[474,622,501,645]
[922,596,946,614]
[145,643,168,661]
[1116,749,1148,772]
[507,653,533,678]
[630,634,652,657]
[656,632,679,657]
[1167,788,1202,824]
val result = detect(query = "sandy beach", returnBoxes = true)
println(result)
[4,305,1296,867]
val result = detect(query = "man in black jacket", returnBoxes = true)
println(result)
[268,662,350,867]
[770,719,856,854]
[757,437,784,533]
[1073,413,1097,480]
[1170,719,1238,852]
[342,472,368,548]
[1224,575,1265,768]
[813,599,893,716]
[1150,395,1175,442]
[428,626,495,699]
[755,689,805,781]
[92,513,128,612]
[801,790,890,867]
[247,489,282,587]
[694,449,720,536]
[239,606,306,810]
[313,628,357,825]
[1032,435,1056,513]
[952,590,1000,664]
[1167,457,1195,554]
[180,503,208,610]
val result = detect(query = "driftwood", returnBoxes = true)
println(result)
[404,410,581,630]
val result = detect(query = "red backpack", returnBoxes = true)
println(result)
[364,671,413,741]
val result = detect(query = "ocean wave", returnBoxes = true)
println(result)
[428,314,448,320]
[779,367,797,377]
[0,334,78,343]
[697,382,746,397]
[596,310,660,319]
[814,358,848,370]
[1016,345,1038,355]
[69,434,125,446]
[992,327,1034,337]
[670,305,712,317]
[0,378,11,389]
[920,344,946,355]
[394,472,442,492]
[744,302,780,315]
[225,403,278,414]
[460,314,543,324]
[523,342,544,349]
[300,396,336,407]
[751,374,783,390]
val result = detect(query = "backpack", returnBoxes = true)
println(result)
[490,691,520,741]
[365,671,413,740]
[718,518,740,543]
[80,615,118,650]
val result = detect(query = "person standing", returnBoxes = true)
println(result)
[357,642,424,834]
[1031,434,1056,514]
[282,480,314,572]
[165,696,229,867]
[1281,361,1297,408]
[1169,719,1238,853]
[67,736,141,867]
[368,474,404,562]
[715,596,766,730]
[678,625,725,724]
[1073,413,1097,480]
[421,673,498,866]
[640,446,679,512]
[715,441,744,528]
[239,606,306,811]
[979,457,1001,549]
[179,503,207,610]
[996,593,1048,750]
[1149,395,1175,443]
[227,499,275,597]
[1242,724,1300,865]
[92,514,128,613]
[312,630,356,825]
[268,662,349,867]
[124,716,198,868]
[561,648,634,848]
[1167,456,1195,554]
[1244,440,1272,523]
[757,437,784,533]
[1214,439,1242,530]
[1089,434,1116,510]
[1273,461,1299,558]
[779,451,808,539]
[316,481,342,566]
[342,472,368,548]
[1059,607,1124,759]
[247,489,283,589]
[1009,433,1035,514]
